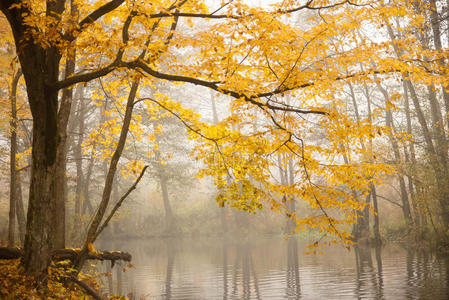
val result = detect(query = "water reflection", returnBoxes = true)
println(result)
[163,240,175,299]
[230,240,261,299]
[374,245,384,298]
[97,237,449,299]
[286,237,300,299]
[223,240,228,300]
[354,245,378,299]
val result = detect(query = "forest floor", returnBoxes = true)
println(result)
[0,258,122,299]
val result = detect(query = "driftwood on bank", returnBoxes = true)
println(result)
[0,247,131,262]
[70,276,105,300]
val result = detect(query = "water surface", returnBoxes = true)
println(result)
[97,236,449,299]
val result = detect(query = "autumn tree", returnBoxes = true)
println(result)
[1,0,437,283]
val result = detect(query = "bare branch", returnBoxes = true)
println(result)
[146,0,369,19]
[93,166,148,241]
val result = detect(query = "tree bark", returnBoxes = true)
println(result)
[72,86,85,243]
[15,171,26,244]
[51,0,78,249]
[1,0,67,279]
[428,0,449,130]
[8,69,22,247]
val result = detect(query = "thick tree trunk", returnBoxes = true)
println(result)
[17,43,62,278]
[1,0,66,279]
[23,63,60,278]
[23,69,60,279]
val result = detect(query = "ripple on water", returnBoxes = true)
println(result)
[97,238,449,300]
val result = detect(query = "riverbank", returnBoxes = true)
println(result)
[0,259,106,299]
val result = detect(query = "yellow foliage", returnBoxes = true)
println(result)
[0,259,104,299]
[2,0,442,248]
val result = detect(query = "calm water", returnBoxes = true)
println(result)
[96,236,449,299]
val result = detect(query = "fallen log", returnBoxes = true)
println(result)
[70,276,105,300]
[0,247,131,263]
[0,247,22,259]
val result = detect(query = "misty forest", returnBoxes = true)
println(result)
[1,0,449,298]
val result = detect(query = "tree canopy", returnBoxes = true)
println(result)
[1,0,449,285]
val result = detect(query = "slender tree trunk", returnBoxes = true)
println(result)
[153,122,175,234]
[82,154,94,215]
[15,171,26,244]
[376,81,412,227]
[409,8,449,227]
[76,80,139,270]
[8,69,22,246]
[111,175,120,236]
[347,82,371,242]
[286,159,296,234]
[51,53,76,249]
[401,82,420,227]
[388,24,449,227]
[82,92,111,215]
[72,86,85,243]
[52,0,78,249]
[429,0,449,128]
[371,185,381,244]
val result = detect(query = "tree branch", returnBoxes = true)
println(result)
[79,0,125,29]
[93,165,149,241]
[126,59,350,115]
[145,0,368,19]
[55,63,118,90]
